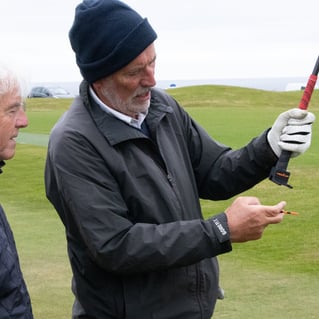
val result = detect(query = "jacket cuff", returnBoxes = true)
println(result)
[209,212,232,254]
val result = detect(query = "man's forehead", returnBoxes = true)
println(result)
[0,91,22,108]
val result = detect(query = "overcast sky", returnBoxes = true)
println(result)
[1,0,319,83]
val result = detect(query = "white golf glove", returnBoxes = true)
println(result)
[267,108,315,158]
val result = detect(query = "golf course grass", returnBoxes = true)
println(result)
[1,85,318,318]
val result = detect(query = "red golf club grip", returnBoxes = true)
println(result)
[299,74,318,110]
[299,56,319,110]
[269,56,319,188]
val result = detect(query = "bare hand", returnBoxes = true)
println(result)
[225,196,286,243]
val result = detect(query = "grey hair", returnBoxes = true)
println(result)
[0,63,29,99]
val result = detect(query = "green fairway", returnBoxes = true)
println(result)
[1,86,318,318]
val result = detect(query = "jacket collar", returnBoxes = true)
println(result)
[0,160,5,174]
[79,81,173,146]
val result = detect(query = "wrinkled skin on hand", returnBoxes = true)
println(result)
[225,196,286,243]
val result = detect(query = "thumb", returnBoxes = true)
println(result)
[286,108,308,120]
[275,200,286,212]
[266,201,286,217]
[274,108,308,132]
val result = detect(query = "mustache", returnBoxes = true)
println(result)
[135,88,151,96]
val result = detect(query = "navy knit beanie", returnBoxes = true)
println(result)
[69,0,157,83]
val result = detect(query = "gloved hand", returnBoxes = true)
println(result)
[267,108,315,158]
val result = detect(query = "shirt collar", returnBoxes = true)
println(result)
[89,86,147,129]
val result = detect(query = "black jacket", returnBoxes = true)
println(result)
[0,162,33,318]
[45,82,277,318]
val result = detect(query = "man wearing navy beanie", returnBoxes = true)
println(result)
[45,0,314,318]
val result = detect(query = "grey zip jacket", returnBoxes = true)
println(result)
[45,81,277,318]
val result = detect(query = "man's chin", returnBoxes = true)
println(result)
[0,149,16,161]
[132,100,150,114]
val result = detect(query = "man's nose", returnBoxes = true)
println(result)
[16,108,28,128]
[141,66,156,87]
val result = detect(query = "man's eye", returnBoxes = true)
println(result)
[128,70,140,76]
[5,103,25,116]
[7,106,19,116]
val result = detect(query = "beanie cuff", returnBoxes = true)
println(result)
[77,18,157,83]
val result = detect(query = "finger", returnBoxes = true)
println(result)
[245,196,261,205]
[282,124,312,135]
[280,134,310,145]
[263,202,286,225]
[278,141,310,154]
[267,214,284,225]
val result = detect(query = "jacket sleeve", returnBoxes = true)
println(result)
[187,117,278,200]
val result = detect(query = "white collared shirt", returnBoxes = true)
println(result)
[89,86,147,129]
